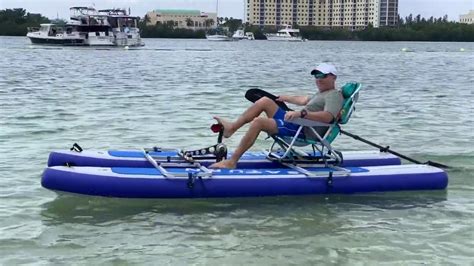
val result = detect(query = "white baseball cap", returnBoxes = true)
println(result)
[311,63,338,76]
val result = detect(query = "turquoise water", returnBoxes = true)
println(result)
[1,36,473,264]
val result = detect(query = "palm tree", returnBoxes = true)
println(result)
[204,19,215,29]
[185,18,194,28]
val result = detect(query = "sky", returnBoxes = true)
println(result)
[1,0,473,22]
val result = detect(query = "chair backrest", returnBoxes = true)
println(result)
[324,82,362,143]
[338,82,361,124]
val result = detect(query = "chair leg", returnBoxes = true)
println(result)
[280,126,304,159]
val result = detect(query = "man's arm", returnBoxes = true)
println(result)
[284,110,334,123]
[276,95,310,106]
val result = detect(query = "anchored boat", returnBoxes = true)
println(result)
[265,25,304,42]
[27,7,144,47]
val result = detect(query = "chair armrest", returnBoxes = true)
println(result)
[286,118,332,127]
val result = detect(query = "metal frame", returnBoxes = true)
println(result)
[267,83,362,167]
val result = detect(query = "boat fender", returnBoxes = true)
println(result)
[70,143,83,153]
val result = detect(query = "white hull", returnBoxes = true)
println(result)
[206,34,233,41]
[27,31,143,47]
[265,35,304,42]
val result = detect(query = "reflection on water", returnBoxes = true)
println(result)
[41,191,448,226]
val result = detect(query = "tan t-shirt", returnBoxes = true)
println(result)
[303,89,343,137]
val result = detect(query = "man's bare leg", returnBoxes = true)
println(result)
[214,97,279,138]
[210,117,279,169]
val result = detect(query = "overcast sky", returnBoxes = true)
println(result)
[1,0,473,21]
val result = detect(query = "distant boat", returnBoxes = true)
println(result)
[26,7,144,47]
[245,32,255,40]
[232,29,255,40]
[206,34,233,41]
[206,0,233,41]
[265,24,303,42]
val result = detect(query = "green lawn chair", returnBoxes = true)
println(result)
[268,82,362,166]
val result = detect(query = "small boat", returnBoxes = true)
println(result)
[232,30,255,40]
[206,34,233,41]
[265,24,303,42]
[42,145,448,198]
[27,23,86,45]
[245,32,255,40]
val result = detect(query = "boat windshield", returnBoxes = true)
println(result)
[40,25,50,32]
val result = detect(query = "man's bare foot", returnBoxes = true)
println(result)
[209,159,237,169]
[213,116,236,138]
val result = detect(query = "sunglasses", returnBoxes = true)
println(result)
[313,73,330,79]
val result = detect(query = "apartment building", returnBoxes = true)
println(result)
[145,9,217,29]
[459,10,474,24]
[246,0,398,29]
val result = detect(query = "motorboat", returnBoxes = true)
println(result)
[232,29,255,40]
[245,32,255,40]
[26,7,144,47]
[265,24,303,42]
[206,34,233,41]
[26,23,87,45]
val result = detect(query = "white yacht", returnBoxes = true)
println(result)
[232,29,255,40]
[265,25,303,42]
[27,7,144,47]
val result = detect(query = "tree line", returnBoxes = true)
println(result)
[0,8,49,36]
[1,8,473,42]
[298,14,474,42]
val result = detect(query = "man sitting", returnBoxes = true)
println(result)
[210,63,343,169]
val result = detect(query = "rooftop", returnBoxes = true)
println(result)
[153,9,204,16]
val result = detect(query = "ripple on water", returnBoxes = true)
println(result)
[0,37,473,264]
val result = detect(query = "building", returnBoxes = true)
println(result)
[145,9,217,29]
[246,0,399,29]
[460,10,474,24]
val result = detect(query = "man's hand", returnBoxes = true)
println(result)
[275,95,287,102]
[284,111,301,121]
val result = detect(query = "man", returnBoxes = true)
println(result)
[210,63,343,169]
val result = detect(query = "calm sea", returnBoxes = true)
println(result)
[0,36,473,264]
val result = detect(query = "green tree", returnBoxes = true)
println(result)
[0,8,50,36]
[185,17,193,27]
[204,19,214,29]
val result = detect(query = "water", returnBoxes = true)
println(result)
[1,36,473,264]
